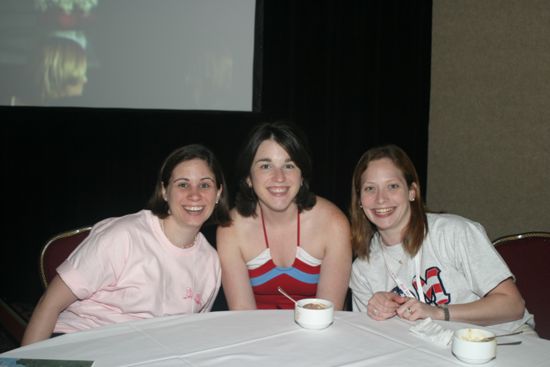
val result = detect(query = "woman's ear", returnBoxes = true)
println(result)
[409,183,418,202]
[216,186,223,204]
[162,186,168,202]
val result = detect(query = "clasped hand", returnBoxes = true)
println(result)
[367,291,438,321]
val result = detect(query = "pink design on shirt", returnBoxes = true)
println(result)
[194,294,202,306]
[184,287,193,299]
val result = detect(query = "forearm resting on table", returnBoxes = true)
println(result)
[444,280,525,326]
[316,222,352,310]
[226,293,257,310]
[317,276,350,311]
[317,290,347,311]
[22,276,77,345]
[22,296,63,345]
[222,271,258,310]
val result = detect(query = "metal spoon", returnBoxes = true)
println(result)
[480,330,523,342]
[277,286,297,305]
[497,341,522,346]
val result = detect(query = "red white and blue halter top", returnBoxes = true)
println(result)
[247,209,321,309]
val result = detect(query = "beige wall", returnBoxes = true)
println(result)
[428,0,550,240]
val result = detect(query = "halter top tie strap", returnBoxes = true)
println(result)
[260,206,300,248]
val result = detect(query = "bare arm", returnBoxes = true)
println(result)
[217,224,257,310]
[315,204,352,310]
[22,275,78,345]
[398,278,525,325]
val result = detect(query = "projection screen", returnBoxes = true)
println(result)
[0,0,260,111]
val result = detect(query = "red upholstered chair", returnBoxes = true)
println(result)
[493,232,550,339]
[0,227,91,348]
[40,227,92,288]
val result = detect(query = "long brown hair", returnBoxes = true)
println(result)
[350,145,427,260]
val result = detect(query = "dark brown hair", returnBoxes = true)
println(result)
[147,144,230,225]
[233,121,316,217]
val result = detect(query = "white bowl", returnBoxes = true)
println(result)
[294,298,334,330]
[452,328,497,364]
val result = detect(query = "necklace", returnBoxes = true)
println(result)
[383,248,404,265]
[379,235,405,265]
[160,218,197,249]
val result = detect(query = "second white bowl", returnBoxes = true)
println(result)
[452,328,497,364]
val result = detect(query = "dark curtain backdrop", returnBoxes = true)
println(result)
[0,1,432,305]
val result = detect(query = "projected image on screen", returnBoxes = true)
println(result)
[0,0,257,111]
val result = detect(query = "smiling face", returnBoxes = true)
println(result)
[64,70,87,97]
[248,139,302,213]
[359,158,416,244]
[162,158,221,229]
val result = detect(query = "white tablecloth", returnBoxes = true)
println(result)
[2,311,549,366]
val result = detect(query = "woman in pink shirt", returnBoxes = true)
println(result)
[22,144,230,345]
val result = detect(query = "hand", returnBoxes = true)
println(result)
[367,292,408,321]
[396,298,440,321]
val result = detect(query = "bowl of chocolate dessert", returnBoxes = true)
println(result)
[294,298,334,330]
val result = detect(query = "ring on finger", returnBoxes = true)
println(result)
[406,307,412,314]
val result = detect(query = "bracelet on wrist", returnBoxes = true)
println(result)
[438,304,450,321]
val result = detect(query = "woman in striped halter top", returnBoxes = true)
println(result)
[217,121,352,310]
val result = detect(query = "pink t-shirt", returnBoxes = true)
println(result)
[55,210,221,333]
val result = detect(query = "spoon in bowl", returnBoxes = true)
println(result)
[277,286,297,305]
[479,330,523,342]
[497,341,522,346]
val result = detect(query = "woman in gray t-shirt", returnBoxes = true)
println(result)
[348,144,533,332]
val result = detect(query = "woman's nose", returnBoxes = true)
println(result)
[272,167,285,182]
[187,187,201,200]
[376,190,387,203]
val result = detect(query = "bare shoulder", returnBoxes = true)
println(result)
[310,197,348,222]
[216,209,258,248]
[305,196,351,235]
[302,197,351,257]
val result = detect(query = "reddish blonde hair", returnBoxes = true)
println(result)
[350,145,427,260]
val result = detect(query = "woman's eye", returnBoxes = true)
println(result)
[284,163,296,169]
[178,182,189,189]
[199,182,211,189]
[363,186,375,193]
[389,183,400,190]
[259,163,271,169]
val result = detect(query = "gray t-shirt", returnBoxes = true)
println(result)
[350,213,534,332]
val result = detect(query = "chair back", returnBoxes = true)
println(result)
[40,227,92,288]
[493,232,550,339]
